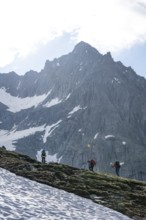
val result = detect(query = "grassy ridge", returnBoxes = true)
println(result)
[0,147,146,219]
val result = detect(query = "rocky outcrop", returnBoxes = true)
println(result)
[0,147,146,220]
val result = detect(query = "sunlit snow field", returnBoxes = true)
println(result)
[0,168,132,220]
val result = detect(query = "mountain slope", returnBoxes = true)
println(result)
[0,168,133,220]
[0,147,145,220]
[0,41,146,181]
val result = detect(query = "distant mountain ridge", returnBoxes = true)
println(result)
[0,41,146,181]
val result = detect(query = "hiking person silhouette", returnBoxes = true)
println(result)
[41,149,46,164]
[112,161,121,176]
[88,159,96,172]
[2,145,6,149]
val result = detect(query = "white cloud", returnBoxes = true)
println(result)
[0,0,146,68]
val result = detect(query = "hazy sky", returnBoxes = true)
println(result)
[0,0,146,78]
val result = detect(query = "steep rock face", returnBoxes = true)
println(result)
[0,41,146,181]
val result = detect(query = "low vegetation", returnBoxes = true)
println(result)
[0,147,146,220]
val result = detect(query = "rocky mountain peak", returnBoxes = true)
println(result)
[0,42,146,183]
[73,41,93,50]
[103,51,114,62]
[72,41,101,57]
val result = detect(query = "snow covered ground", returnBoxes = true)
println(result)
[0,168,133,220]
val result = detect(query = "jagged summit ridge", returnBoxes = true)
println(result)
[73,41,100,53]
[44,41,102,73]
[72,41,102,61]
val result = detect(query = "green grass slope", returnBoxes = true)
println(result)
[0,147,146,220]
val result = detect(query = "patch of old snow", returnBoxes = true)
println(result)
[105,135,115,140]
[43,98,62,108]
[0,88,52,113]
[94,133,99,139]
[43,120,62,143]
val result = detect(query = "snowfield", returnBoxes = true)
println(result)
[0,168,133,220]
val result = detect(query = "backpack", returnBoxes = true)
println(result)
[115,161,120,168]
[42,150,46,157]
[91,159,96,165]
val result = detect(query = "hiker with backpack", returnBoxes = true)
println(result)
[41,149,46,164]
[88,159,96,172]
[112,161,121,176]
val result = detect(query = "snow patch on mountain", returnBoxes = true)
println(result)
[0,88,51,112]
[43,120,62,143]
[112,77,121,84]
[16,81,21,90]
[94,133,99,139]
[67,105,86,118]
[105,135,115,140]
[65,93,71,100]
[0,126,44,150]
[43,97,62,108]
[0,120,62,150]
